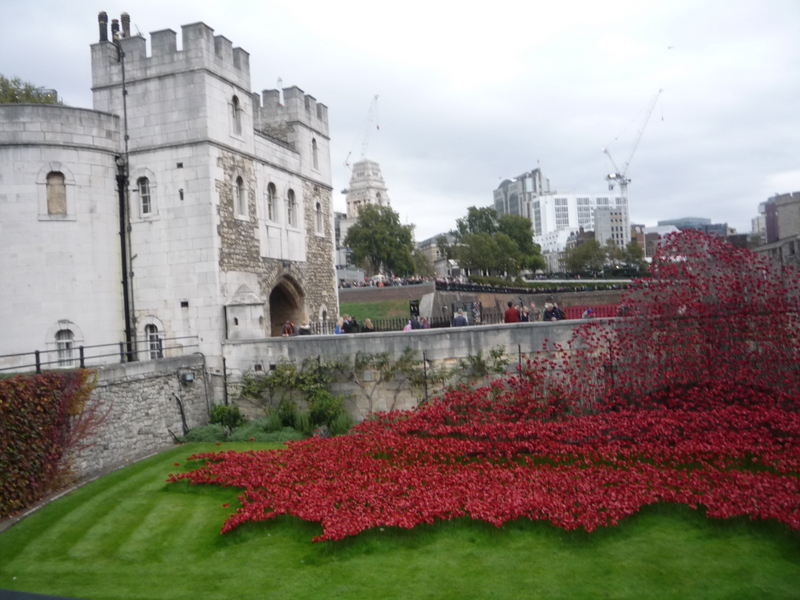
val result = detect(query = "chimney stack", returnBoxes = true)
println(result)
[111,18,120,41]
[98,11,108,42]
[121,13,130,38]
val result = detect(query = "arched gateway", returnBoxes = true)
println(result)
[269,277,304,337]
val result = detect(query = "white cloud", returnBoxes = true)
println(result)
[2,0,799,240]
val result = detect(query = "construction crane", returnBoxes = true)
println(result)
[344,94,379,170]
[602,88,663,198]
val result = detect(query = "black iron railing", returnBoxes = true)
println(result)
[0,335,200,374]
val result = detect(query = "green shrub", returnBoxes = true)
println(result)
[293,410,312,436]
[262,427,306,442]
[209,404,246,429]
[329,412,354,436]
[308,389,345,427]
[277,399,297,427]
[228,422,297,442]
[231,426,306,443]
[252,411,283,433]
[179,424,226,442]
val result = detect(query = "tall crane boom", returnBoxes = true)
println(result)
[602,88,663,197]
[344,95,379,169]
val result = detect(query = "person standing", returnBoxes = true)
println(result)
[520,307,530,322]
[453,310,468,327]
[362,318,375,333]
[342,315,354,334]
[504,301,520,323]
[529,301,541,322]
[543,302,565,321]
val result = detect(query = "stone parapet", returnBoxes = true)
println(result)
[0,105,119,151]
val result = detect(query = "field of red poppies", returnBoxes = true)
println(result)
[169,231,800,542]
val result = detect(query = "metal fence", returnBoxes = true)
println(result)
[0,335,200,374]
[310,306,618,334]
[434,280,630,294]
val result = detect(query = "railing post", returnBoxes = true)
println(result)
[79,346,85,368]
[423,350,428,404]
[119,342,125,364]
[34,350,41,374]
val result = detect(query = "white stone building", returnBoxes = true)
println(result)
[0,13,338,381]
[344,158,391,218]
[493,169,629,252]
[594,206,631,247]
[335,158,392,266]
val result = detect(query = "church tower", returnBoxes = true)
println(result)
[345,159,390,218]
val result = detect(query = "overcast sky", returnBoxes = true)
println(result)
[2,0,799,241]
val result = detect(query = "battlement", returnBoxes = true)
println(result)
[91,16,250,93]
[254,86,329,138]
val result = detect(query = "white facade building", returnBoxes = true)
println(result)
[531,194,627,243]
[493,169,629,252]
[344,158,391,218]
[594,206,631,247]
[0,14,338,379]
[335,158,392,266]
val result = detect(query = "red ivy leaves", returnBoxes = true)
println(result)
[169,231,800,541]
[0,369,99,518]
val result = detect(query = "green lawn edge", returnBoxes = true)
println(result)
[1,442,798,600]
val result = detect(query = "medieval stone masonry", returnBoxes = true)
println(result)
[0,13,338,397]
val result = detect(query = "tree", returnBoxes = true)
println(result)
[412,247,435,278]
[562,239,606,274]
[603,239,625,266]
[436,235,454,261]
[457,232,499,275]
[0,74,61,105]
[453,206,498,240]
[622,240,647,272]
[450,208,544,276]
[497,213,544,272]
[343,204,414,276]
[494,233,521,276]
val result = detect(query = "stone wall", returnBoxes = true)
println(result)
[223,319,600,419]
[73,354,210,478]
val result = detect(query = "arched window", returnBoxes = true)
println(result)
[315,202,323,233]
[266,182,276,221]
[138,177,151,215]
[312,138,319,170]
[232,95,242,135]
[376,192,382,206]
[235,176,246,216]
[56,329,74,367]
[145,324,162,359]
[287,189,296,227]
[46,171,66,215]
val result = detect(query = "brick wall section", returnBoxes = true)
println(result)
[73,355,209,479]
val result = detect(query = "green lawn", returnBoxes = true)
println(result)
[339,299,411,321]
[1,443,798,600]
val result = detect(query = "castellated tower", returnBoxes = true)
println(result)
[0,12,339,383]
[88,14,338,349]
[345,159,391,219]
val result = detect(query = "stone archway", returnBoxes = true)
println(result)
[269,277,304,336]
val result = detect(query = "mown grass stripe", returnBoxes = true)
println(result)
[1,445,799,600]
